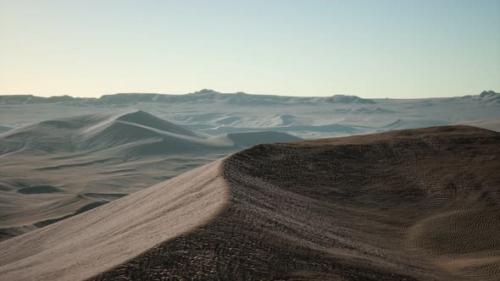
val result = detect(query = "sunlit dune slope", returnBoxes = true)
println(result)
[0,110,300,241]
[0,161,229,281]
[1,125,499,281]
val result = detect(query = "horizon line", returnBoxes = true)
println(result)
[0,88,498,100]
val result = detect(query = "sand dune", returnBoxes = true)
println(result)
[0,125,12,134]
[2,91,499,139]
[226,131,301,148]
[0,111,300,240]
[0,110,300,155]
[0,161,229,281]
[1,110,212,153]
[1,125,499,280]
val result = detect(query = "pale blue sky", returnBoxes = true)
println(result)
[1,0,499,98]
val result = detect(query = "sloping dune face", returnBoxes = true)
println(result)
[0,110,301,241]
[0,161,229,281]
[91,126,500,281]
[1,126,499,281]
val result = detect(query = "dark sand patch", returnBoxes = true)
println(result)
[17,185,62,194]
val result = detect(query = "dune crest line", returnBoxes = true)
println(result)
[0,160,230,281]
[1,125,499,281]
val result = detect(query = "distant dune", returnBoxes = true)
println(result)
[0,111,300,240]
[1,125,498,280]
[0,125,12,133]
[1,90,500,138]
[2,90,497,106]
[226,131,301,148]
[0,110,300,155]
[0,90,377,105]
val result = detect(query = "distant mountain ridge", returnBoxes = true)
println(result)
[4,89,498,106]
[2,89,500,139]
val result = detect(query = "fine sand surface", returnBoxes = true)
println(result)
[1,125,499,280]
[0,110,299,240]
[0,160,229,281]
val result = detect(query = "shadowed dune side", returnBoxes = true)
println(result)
[0,161,229,281]
[1,125,499,281]
[90,125,500,281]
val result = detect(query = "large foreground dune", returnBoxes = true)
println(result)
[1,125,499,281]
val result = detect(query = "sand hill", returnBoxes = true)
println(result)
[2,91,500,140]
[0,110,299,154]
[1,125,498,280]
[0,111,299,241]
[0,110,219,154]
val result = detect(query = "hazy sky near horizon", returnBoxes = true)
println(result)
[1,0,499,98]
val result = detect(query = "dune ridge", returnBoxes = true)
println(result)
[92,125,500,281]
[0,160,230,281]
[1,125,499,281]
[0,111,300,240]
[0,110,300,155]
